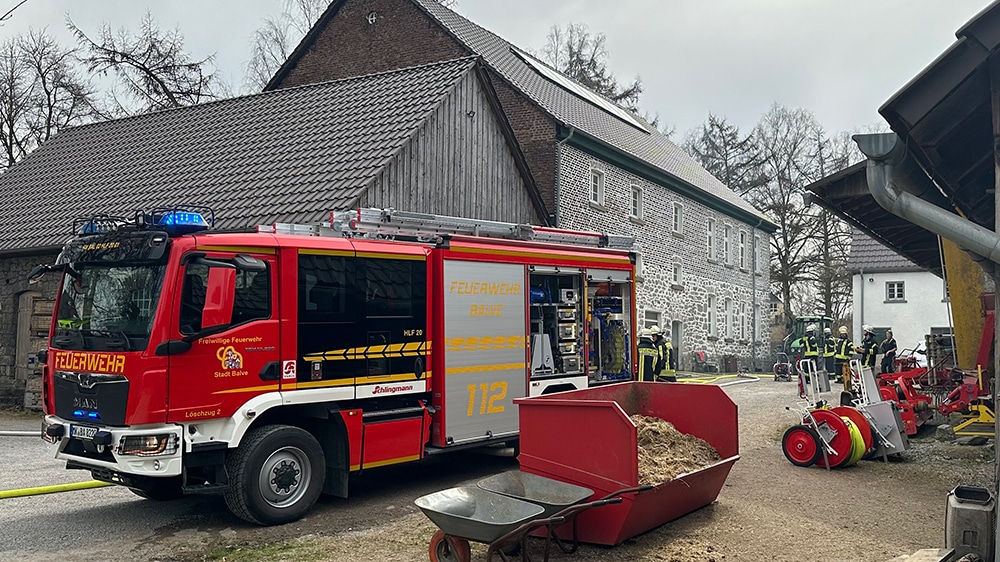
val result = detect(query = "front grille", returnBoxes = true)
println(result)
[53,371,129,426]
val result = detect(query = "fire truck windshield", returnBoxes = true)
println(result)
[55,264,166,351]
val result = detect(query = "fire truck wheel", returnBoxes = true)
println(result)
[428,530,471,562]
[224,424,326,525]
[128,476,184,501]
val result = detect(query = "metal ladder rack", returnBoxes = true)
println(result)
[258,208,635,249]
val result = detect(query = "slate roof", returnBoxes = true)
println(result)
[847,228,924,272]
[268,0,773,229]
[408,1,774,229]
[0,58,485,253]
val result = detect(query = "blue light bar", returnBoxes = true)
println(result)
[71,409,101,420]
[156,211,209,235]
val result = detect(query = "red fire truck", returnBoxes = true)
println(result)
[36,207,636,524]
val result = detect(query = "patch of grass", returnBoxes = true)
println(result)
[0,407,42,420]
[205,540,329,562]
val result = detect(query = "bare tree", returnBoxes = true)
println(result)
[68,11,219,115]
[683,114,765,195]
[541,23,642,111]
[244,0,328,91]
[0,30,100,168]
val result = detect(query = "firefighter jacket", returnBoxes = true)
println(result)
[858,334,878,367]
[801,334,819,358]
[880,337,897,360]
[637,339,660,382]
[824,336,836,357]
[657,340,676,382]
[834,336,853,362]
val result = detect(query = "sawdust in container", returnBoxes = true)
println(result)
[631,414,721,485]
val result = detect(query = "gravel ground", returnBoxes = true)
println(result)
[7,380,994,561]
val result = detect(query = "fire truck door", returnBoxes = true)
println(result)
[165,252,281,422]
[442,260,526,444]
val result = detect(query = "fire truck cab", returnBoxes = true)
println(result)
[37,207,635,525]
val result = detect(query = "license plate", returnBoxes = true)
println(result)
[70,425,99,440]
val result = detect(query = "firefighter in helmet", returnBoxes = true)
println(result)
[650,325,676,382]
[637,328,660,382]
[857,325,878,369]
[801,324,819,369]
[833,326,854,390]
[823,327,836,374]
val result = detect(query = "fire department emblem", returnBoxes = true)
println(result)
[216,346,243,370]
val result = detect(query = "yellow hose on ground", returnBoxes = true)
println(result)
[0,480,111,499]
[842,417,866,467]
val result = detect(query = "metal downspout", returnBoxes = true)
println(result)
[854,133,1000,266]
[751,218,763,371]
[858,268,864,333]
[554,127,576,227]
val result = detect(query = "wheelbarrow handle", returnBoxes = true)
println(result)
[598,484,653,501]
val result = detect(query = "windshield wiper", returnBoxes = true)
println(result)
[53,329,88,351]
[84,328,132,351]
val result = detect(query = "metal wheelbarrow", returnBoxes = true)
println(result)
[415,472,646,561]
[478,470,650,557]
[415,485,563,562]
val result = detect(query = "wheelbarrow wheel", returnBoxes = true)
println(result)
[429,530,471,562]
[782,425,821,467]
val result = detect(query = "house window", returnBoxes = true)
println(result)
[886,281,905,302]
[631,185,642,219]
[706,219,716,260]
[769,301,779,314]
[740,302,747,340]
[590,168,605,205]
[671,257,682,285]
[739,231,747,269]
[707,295,717,337]
[672,202,683,234]
[754,235,762,273]
[644,310,661,330]
[724,297,733,339]
[723,225,732,265]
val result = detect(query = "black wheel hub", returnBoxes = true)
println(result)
[270,460,300,493]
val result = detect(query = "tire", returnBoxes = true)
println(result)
[782,425,821,467]
[128,476,184,501]
[428,530,471,562]
[224,424,326,525]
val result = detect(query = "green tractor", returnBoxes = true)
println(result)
[773,315,833,381]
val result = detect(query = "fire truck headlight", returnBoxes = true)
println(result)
[118,433,178,456]
[41,419,62,444]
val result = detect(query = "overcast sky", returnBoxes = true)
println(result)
[4,0,989,137]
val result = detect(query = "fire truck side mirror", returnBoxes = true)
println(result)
[203,267,237,329]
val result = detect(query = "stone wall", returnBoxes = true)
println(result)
[557,144,771,372]
[0,252,60,407]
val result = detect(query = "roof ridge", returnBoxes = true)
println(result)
[57,56,481,136]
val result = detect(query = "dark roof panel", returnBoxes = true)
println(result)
[847,228,922,272]
[0,58,478,251]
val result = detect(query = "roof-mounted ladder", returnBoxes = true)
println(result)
[257,208,634,250]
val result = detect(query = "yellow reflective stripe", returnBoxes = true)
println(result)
[303,341,431,362]
[446,363,525,375]
[449,245,628,265]
[293,379,357,389]
[356,251,426,261]
[364,454,421,468]
[356,373,427,384]
[299,248,354,257]
[212,384,280,395]
[196,245,275,254]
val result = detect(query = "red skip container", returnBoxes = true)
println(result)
[513,381,739,545]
